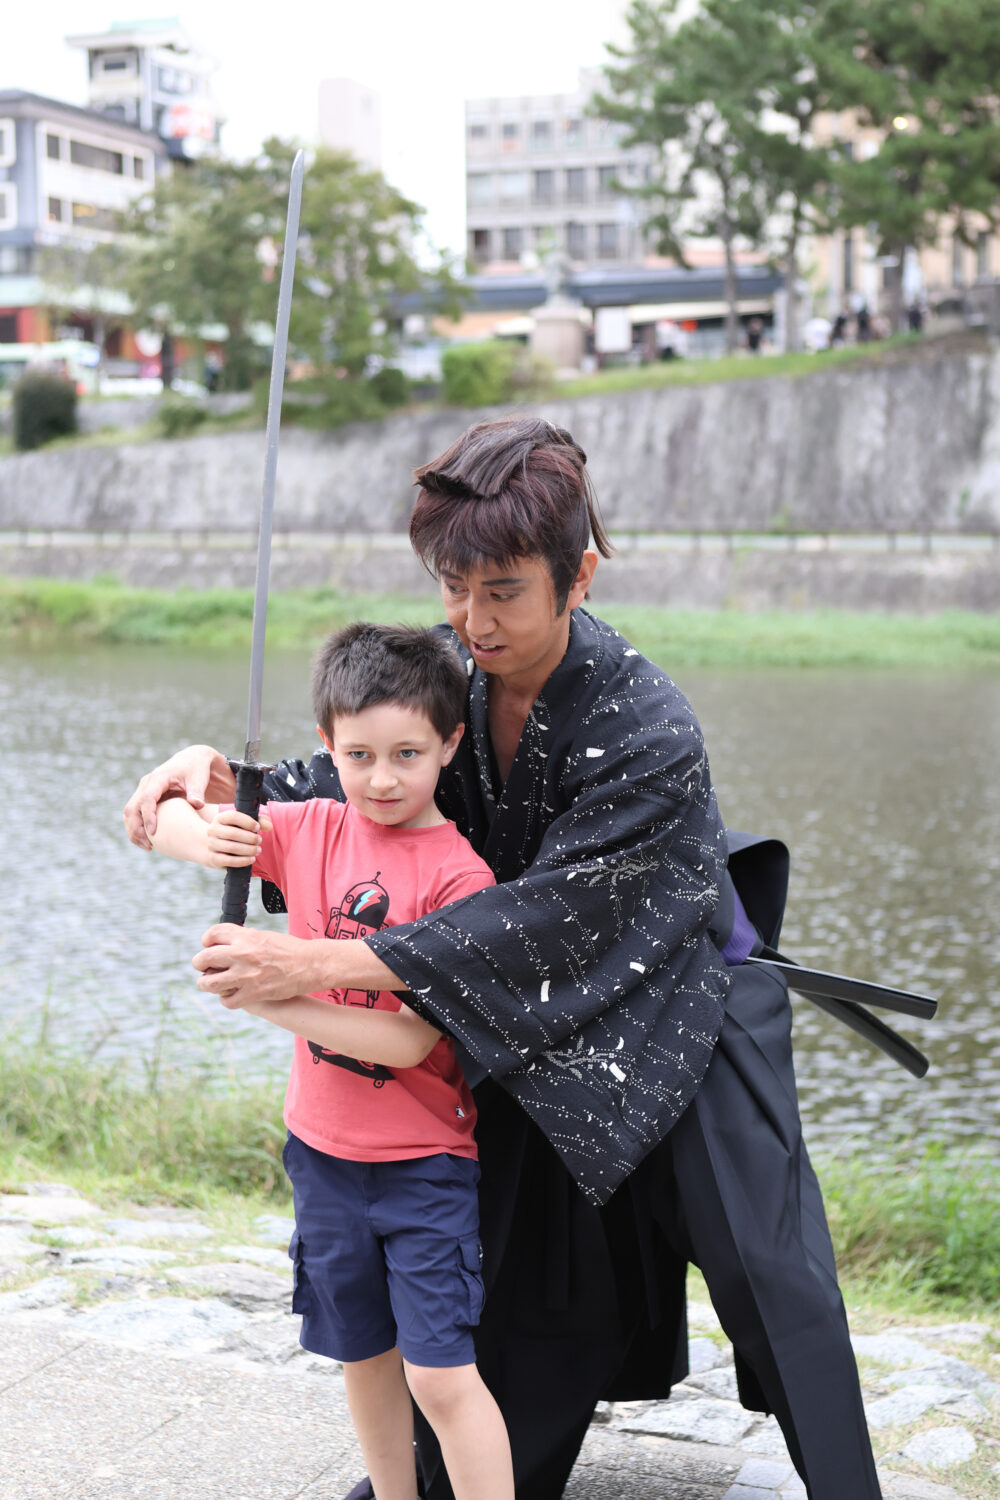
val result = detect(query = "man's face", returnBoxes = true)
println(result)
[439,555,576,694]
[322,703,462,829]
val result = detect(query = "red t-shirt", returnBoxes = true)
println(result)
[252,800,493,1163]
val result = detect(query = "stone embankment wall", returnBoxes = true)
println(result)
[2,340,999,609]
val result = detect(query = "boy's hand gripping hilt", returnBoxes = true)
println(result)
[220,763,266,927]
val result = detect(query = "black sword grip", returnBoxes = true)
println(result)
[220,763,266,927]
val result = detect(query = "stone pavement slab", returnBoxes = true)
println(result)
[0,1319,973,1500]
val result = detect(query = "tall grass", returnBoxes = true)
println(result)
[3,577,1000,668]
[818,1143,1000,1309]
[0,1021,288,1207]
[1,1022,997,1309]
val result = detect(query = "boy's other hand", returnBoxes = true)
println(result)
[123,745,235,850]
[206,808,273,869]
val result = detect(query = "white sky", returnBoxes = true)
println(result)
[4,1,631,256]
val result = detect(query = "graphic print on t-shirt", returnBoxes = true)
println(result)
[308,872,394,1086]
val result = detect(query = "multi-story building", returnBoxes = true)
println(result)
[66,18,220,160]
[318,78,382,172]
[0,91,166,346]
[465,69,656,272]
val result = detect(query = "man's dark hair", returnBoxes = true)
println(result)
[312,623,468,740]
[410,416,614,612]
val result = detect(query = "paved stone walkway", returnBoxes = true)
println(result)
[2,1185,997,1499]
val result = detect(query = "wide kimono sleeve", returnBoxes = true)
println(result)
[366,680,731,1204]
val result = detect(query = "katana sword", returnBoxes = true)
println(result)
[220,148,305,928]
[746,949,937,1078]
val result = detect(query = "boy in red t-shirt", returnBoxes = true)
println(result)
[149,623,512,1500]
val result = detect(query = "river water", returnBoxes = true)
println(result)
[4,644,998,1154]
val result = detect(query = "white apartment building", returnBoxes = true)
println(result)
[0,91,166,345]
[465,69,655,271]
[66,18,220,160]
[318,78,382,171]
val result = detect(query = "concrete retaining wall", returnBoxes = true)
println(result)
[1,531,996,613]
[2,340,999,609]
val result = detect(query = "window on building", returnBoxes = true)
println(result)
[70,139,125,175]
[71,201,118,232]
[532,169,555,206]
[46,132,62,161]
[0,118,14,168]
[842,232,854,293]
[0,245,33,274]
[47,196,64,223]
[471,228,491,263]
[157,66,194,95]
[503,227,524,261]
[0,312,18,342]
[597,222,619,258]
[467,173,493,207]
[468,122,489,142]
[0,182,16,231]
[597,165,619,200]
[500,122,520,150]
[530,120,553,149]
[133,155,146,180]
[952,236,966,287]
[977,230,992,280]
[566,222,587,260]
[499,170,529,203]
[563,117,584,147]
[565,168,587,205]
[98,53,134,74]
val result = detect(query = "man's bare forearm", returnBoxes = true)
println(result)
[194,927,408,1007]
[248,992,438,1067]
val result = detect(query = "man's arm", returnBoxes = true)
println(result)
[243,991,439,1067]
[193,927,407,1006]
[124,745,237,850]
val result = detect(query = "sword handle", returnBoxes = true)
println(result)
[220,763,266,927]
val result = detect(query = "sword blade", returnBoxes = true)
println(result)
[244,147,305,763]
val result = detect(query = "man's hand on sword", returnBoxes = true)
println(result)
[123,745,235,849]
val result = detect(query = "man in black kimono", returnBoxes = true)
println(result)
[124,417,881,1500]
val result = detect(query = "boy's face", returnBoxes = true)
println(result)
[320,703,463,830]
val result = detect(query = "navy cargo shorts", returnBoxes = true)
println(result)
[282,1132,484,1368]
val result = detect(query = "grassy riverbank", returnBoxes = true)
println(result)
[3,576,1000,668]
[1,1040,997,1318]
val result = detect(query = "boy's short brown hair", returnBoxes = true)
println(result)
[312,622,468,740]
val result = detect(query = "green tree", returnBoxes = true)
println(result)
[593,0,772,352]
[122,139,462,392]
[593,0,867,351]
[38,236,131,382]
[830,0,1000,329]
[122,152,276,390]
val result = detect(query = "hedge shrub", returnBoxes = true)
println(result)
[12,369,78,451]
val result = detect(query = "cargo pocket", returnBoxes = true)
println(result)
[457,1235,485,1328]
[288,1229,312,1317]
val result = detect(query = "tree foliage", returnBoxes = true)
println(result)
[593,0,1000,342]
[830,0,1000,322]
[121,139,461,390]
[38,235,132,376]
[592,0,772,350]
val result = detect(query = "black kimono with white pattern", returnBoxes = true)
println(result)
[265,607,731,1206]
